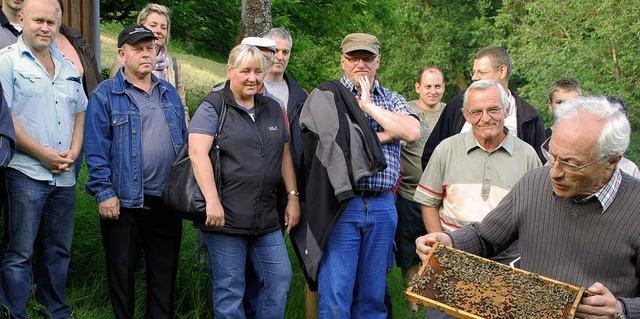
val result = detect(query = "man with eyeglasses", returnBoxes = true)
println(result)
[421,45,546,169]
[416,96,638,319]
[413,79,540,318]
[315,32,420,318]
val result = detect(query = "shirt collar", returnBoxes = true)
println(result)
[122,71,160,91]
[570,168,621,213]
[17,35,63,61]
[463,129,514,156]
[339,74,382,96]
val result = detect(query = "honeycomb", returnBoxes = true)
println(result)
[405,243,586,319]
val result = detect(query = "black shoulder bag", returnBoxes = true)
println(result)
[162,96,228,221]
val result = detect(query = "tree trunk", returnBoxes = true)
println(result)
[236,0,272,45]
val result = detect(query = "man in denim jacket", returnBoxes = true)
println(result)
[84,25,187,319]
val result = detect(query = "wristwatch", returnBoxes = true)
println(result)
[287,190,300,196]
[615,300,626,319]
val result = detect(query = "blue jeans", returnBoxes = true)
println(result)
[318,193,398,319]
[203,229,292,319]
[0,169,75,319]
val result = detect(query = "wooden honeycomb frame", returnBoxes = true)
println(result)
[405,243,586,319]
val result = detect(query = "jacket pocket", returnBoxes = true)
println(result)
[111,114,129,127]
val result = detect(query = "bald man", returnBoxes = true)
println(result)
[0,0,86,317]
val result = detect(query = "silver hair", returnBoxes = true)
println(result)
[462,79,509,112]
[263,26,293,49]
[554,96,630,160]
[137,3,171,45]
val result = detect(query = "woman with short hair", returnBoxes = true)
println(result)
[188,44,300,318]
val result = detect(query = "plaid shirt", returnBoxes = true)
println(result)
[573,167,622,212]
[340,75,417,192]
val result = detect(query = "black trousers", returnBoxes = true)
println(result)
[100,196,182,319]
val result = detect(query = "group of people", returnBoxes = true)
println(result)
[0,1,638,319]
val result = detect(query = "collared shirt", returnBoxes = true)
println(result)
[0,10,19,49]
[571,167,622,212]
[0,36,87,187]
[414,130,541,231]
[340,75,417,192]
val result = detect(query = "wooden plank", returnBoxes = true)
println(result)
[60,0,95,49]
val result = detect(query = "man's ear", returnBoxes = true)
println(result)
[462,109,472,124]
[500,64,508,80]
[607,153,623,171]
[117,48,126,62]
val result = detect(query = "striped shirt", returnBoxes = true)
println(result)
[414,130,541,231]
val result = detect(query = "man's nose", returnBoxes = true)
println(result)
[548,160,565,179]
[480,110,492,122]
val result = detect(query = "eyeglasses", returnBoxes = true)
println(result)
[343,55,377,64]
[540,137,599,174]
[465,106,503,119]
[469,65,503,77]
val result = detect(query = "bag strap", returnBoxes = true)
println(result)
[213,94,228,147]
[172,57,179,87]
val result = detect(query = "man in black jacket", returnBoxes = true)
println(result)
[421,45,546,168]
[262,26,308,198]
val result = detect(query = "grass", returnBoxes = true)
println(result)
[25,23,425,318]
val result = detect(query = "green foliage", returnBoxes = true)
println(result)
[381,0,501,101]
[270,0,377,90]
[100,0,241,57]
[497,0,640,132]
[503,0,640,163]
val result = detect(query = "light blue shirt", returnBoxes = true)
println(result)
[0,36,87,186]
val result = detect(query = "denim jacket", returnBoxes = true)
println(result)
[84,69,187,207]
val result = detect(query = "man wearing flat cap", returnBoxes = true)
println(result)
[315,32,420,318]
[0,0,86,317]
[84,24,187,319]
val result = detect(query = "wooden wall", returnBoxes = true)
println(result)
[60,0,95,49]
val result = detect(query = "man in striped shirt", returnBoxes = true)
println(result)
[414,80,540,241]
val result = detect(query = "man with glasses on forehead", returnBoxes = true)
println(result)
[421,45,546,169]
[413,79,540,318]
[417,96,639,319]
[315,32,420,318]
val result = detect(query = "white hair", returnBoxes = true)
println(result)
[462,79,509,112]
[554,96,630,160]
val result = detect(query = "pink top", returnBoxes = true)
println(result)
[57,35,84,77]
